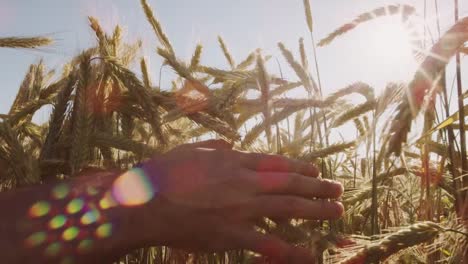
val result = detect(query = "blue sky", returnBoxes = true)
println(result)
[0,0,466,120]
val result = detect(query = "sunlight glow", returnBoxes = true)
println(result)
[112,168,155,207]
[366,17,418,85]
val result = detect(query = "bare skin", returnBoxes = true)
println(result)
[0,140,343,264]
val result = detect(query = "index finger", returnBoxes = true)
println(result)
[239,152,319,177]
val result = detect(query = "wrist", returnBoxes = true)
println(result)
[109,158,170,247]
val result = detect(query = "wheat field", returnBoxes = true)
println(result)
[0,0,467,263]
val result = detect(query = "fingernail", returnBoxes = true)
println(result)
[336,201,345,216]
[327,180,344,195]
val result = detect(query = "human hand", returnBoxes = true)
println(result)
[135,140,344,264]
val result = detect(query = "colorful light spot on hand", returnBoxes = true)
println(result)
[112,168,155,206]
[25,232,47,247]
[52,184,70,200]
[86,186,99,196]
[62,226,80,241]
[49,215,67,230]
[80,209,100,225]
[29,201,51,218]
[77,239,93,253]
[60,257,74,264]
[99,192,117,210]
[66,199,84,214]
[95,223,112,238]
[45,242,62,257]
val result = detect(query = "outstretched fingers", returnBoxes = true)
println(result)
[239,153,319,177]
[247,195,344,220]
[247,172,343,199]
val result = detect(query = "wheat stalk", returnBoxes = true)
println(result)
[299,38,309,70]
[236,50,258,70]
[278,42,316,93]
[9,65,36,115]
[303,0,314,33]
[332,100,377,128]
[301,141,356,161]
[107,58,166,144]
[8,99,51,127]
[140,0,174,53]
[318,4,416,47]
[40,74,76,167]
[88,16,112,57]
[326,82,375,103]
[140,58,152,89]
[0,36,52,49]
[70,53,93,174]
[189,44,203,71]
[341,222,442,264]
[256,52,272,147]
[92,131,156,155]
[218,36,236,69]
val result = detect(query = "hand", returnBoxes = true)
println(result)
[136,140,344,263]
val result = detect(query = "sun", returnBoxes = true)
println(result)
[366,16,419,84]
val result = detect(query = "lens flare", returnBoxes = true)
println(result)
[99,192,117,210]
[60,257,74,264]
[25,232,47,247]
[80,209,100,225]
[66,199,84,214]
[86,186,99,196]
[112,168,155,206]
[49,215,67,230]
[29,201,51,218]
[62,227,80,241]
[77,239,93,253]
[45,242,62,257]
[95,223,112,238]
[52,184,70,200]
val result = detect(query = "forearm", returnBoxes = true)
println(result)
[0,170,148,264]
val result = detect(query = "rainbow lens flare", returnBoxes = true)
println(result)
[45,242,62,257]
[77,239,93,253]
[86,186,99,196]
[99,192,117,210]
[62,226,80,241]
[29,201,51,218]
[25,232,47,247]
[52,184,70,200]
[95,223,112,238]
[60,257,74,264]
[112,168,155,206]
[66,199,84,214]
[49,215,67,230]
[80,209,100,225]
